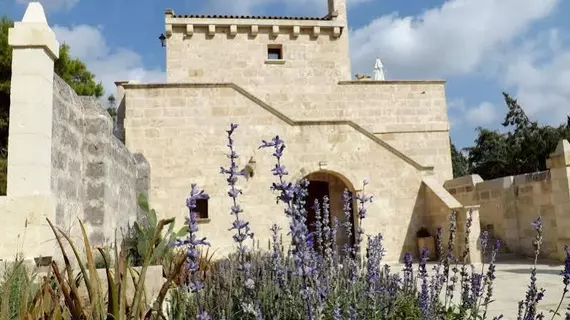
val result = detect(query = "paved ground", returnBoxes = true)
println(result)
[389,257,569,319]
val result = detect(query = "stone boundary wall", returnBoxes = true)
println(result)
[443,140,570,261]
[52,76,150,246]
[0,3,150,260]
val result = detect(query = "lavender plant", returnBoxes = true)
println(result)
[163,124,570,320]
[175,184,211,318]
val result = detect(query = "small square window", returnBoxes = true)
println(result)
[196,198,209,220]
[267,45,283,60]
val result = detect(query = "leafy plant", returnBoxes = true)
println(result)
[123,193,187,266]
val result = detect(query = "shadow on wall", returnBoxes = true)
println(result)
[398,184,426,262]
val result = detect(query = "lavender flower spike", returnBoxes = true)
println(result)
[176,183,210,293]
[220,123,255,294]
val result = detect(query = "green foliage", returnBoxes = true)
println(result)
[451,139,469,178]
[0,16,105,196]
[53,44,104,98]
[463,92,570,180]
[123,193,188,266]
[41,217,183,320]
[0,256,40,320]
[107,94,117,123]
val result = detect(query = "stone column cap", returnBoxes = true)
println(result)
[547,139,570,169]
[8,2,59,59]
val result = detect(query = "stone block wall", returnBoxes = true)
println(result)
[444,141,570,261]
[162,10,452,184]
[51,75,150,247]
[0,3,150,260]
[122,83,436,262]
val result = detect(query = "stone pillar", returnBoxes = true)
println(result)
[546,139,570,261]
[133,153,150,219]
[0,2,60,261]
[113,81,129,143]
[7,2,59,197]
[455,205,483,264]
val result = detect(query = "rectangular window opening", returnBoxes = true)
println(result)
[267,45,283,60]
[196,198,209,220]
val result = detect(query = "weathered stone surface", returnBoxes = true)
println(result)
[445,154,570,262]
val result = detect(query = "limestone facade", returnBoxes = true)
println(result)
[121,0,458,261]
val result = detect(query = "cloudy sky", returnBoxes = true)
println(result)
[3,0,570,148]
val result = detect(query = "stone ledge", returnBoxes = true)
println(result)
[338,80,446,85]
[264,59,286,65]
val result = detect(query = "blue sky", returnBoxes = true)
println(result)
[4,0,570,149]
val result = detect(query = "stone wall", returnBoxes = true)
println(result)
[122,83,438,262]
[0,3,149,260]
[163,9,452,184]
[51,75,151,249]
[444,140,570,261]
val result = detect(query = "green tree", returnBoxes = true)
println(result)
[465,127,510,180]
[0,16,104,195]
[450,139,469,178]
[465,92,570,180]
[54,43,104,98]
[107,94,117,123]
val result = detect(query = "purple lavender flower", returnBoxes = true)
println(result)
[312,198,323,252]
[176,184,210,293]
[321,195,334,267]
[197,310,211,320]
[444,211,458,309]
[403,252,414,294]
[481,239,500,319]
[429,227,446,314]
[270,224,286,288]
[551,245,570,320]
[418,248,430,319]
[459,209,474,313]
[332,304,342,320]
[260,135,317,319]
[220,123,255,295]
[354,180,374,260]
[480,230,489,253]
[366,233,385,312]
[521,216,545,319]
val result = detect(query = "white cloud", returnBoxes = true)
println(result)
[52,24,165,100]
[449,99,498,127]
[501,29,570,124]
[349,0,560,79]
[465,102,497,126]
[17,0,78,12]
[347,0,570,126]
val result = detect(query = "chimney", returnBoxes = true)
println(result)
[327,0,347,25]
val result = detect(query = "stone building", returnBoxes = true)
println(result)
[118,0,456,261]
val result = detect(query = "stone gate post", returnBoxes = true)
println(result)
[7,2,59,196]
[546,139,570,261]
[0,2,60,261]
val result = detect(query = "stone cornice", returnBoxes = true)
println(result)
[164,10,345,38]
[338,80,446,85]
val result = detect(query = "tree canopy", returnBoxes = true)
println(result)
[453,92,570,180]
[0,16,105,195]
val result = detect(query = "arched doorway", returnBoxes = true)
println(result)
[303,171,356,253]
